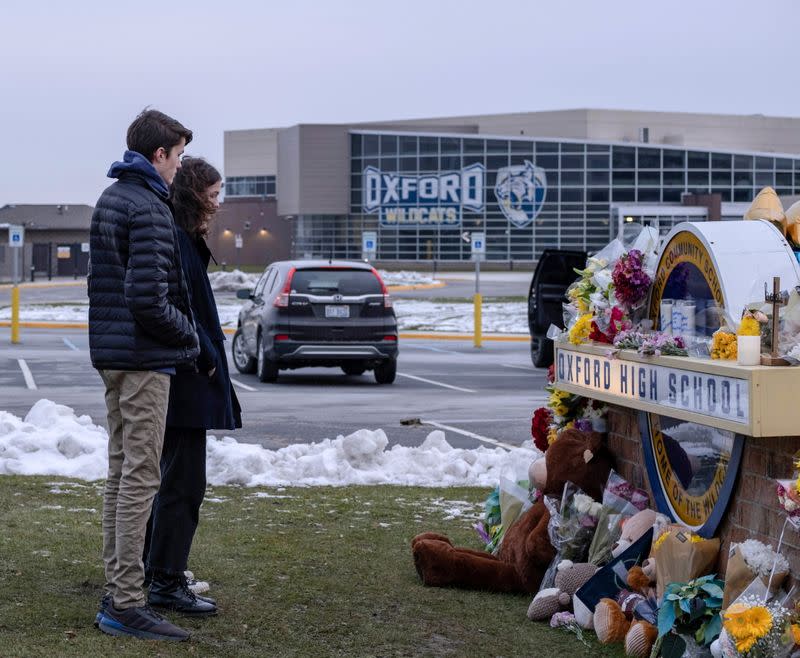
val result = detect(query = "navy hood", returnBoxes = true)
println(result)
[107,150,170,198]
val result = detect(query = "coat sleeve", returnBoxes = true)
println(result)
[124,205,198,348]
[176,230,218,373]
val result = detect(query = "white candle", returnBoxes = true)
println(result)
[737,335,761,366]
[660,300,673,334]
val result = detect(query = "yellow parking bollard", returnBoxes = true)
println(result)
[473,292,482,348]
[11,285,20,344]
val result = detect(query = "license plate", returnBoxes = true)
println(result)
[325,305,350,318]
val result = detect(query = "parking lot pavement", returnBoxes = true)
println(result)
[0,328,548,452]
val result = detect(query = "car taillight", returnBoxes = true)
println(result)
[275,334,290,341]
[273,267,296,308]
[383,335,397,341]
[370,267,393,308]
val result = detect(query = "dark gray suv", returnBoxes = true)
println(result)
[231,260,399,384]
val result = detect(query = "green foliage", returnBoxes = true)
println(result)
[656,574,725,649]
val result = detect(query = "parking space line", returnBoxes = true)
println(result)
[17,359,37,390]
[502,363,537,371]
[421,420,516,450]
[230,378,257,392]
[397,373,476,393]
[62,337,79,351]
[402,344,463,355]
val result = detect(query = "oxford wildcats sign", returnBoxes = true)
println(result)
[494,161,547,228]
[362,165,484,227]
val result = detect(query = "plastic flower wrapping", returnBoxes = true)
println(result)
[613,329,688,357]
[776,456,800,529]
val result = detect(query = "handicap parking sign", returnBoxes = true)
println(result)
[471,232,485,260]
[362,231,377,254]
[9,225,24,248]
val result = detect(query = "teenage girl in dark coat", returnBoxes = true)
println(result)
[145,157,242,616]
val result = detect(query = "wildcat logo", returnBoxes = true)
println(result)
[362,164,484,227]
[494,161,547,228]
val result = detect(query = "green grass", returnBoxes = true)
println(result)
[0,477,624,658]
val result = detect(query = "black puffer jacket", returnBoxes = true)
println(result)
[88,150,199,370]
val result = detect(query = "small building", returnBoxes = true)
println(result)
[0,204,92,283]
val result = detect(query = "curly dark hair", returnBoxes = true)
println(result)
[170,157,222,238]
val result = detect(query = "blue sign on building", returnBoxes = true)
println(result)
[494,161,547,228]
[362,164,485,227]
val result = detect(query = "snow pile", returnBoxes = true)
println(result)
[0,305,90,323]
[0,400,108,479]
[393,300,527,334]
[378,270,440,286]
[0,400,538,488]
[208,269,260,292]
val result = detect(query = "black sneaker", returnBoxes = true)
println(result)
[94,593,112,628]
[98,603,190,641]
[148,574,217,617]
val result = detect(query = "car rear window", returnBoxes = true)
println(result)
[291,269,382,295]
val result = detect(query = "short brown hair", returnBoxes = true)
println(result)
[126,108,193,162]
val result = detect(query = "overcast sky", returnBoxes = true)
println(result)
[1,0,797,206]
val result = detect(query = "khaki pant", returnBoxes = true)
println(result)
[99,369,171,609]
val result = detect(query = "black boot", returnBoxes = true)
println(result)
[148,573,217,616]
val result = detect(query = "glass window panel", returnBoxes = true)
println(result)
[511,140,534,154]
[663,150,685,169]
[510,154,533,166]
[687,151,708,168]
[380,135,398,155]
[561,189,584,202]
[588,188,610,202]
[612,188,635,202]
[399,135,418,155]
[711,188,732,201]
[688,171,709,186]
[536,154,559,169]
[588,170,609,185]
[364,157,379,170]
[734,188,753,202]
[351,158,362,174]
[638,148,660,168]
[440,155,461,170]
[776,172,792,187]
[587,143,609,153]
[734,171,753,186]
[350,134,362,157]
[419,156,438,171]
[487,155,509,170]
[535,141,559,153]
[711,153,732,169]
[755,156,774,169]
[711,171,731,186]
[561,142,584,153]
[419,137,438,154]
[587,153,609,169]
[381,155,398,171]
[795,172,800,188]
[561,154,584,169]
[486,139,508,154]
[440,137,460,153]
[399,156,417,172]
[755,171,774,186]
[612,146,635,168]
[776,158,793,170]
[462,153,484,166]
[464,138,484,154]
[561,170,584,185]
[734,155,753,169]
[776,187,792,196]
[613,170,635,185]
[638,171,660,186]
[363,134,379,157]
[638,188,661,202]
[662,189,683,203]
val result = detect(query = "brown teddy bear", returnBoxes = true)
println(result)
[411,429,614,594]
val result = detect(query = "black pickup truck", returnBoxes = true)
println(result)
[527,249,587,368]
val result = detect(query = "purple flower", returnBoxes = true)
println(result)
[550,611,577,628]
[574,418,593,432]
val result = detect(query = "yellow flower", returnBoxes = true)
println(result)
[575,298,588,313]
[711,331,737,360]
[724,604,773,651]
[547,427,558,446]
[791,623,800,646]
[735,634,757,653]
[568,313,593,345]
[738,316,761,337]
[653,531,670,551]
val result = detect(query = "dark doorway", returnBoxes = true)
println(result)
[32,243,51,277]
[56,243,89,277]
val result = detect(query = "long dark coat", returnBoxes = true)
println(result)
[166,226,242,430]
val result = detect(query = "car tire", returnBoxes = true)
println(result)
[232,328,257,374]
[256,334,279,383]
[530,336,554,369]
[374,358,397,385]
[341,363,366,376]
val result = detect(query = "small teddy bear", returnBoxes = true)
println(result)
[526,560,599,621]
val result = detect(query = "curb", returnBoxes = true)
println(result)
[386,282,446,292]
[0,321,530,342]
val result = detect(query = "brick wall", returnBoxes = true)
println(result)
[607,405,800,579]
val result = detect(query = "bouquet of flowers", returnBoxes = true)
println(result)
[655,574,725,656]
[718,595,792,657]
[613,330,688,357]
[651,525,720,600]
[711,330,738,360]
[550,611,590,647]
[538,482,602,591]
[531,407,553,452]
[776,455,800,529]
[612,249,652,311]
